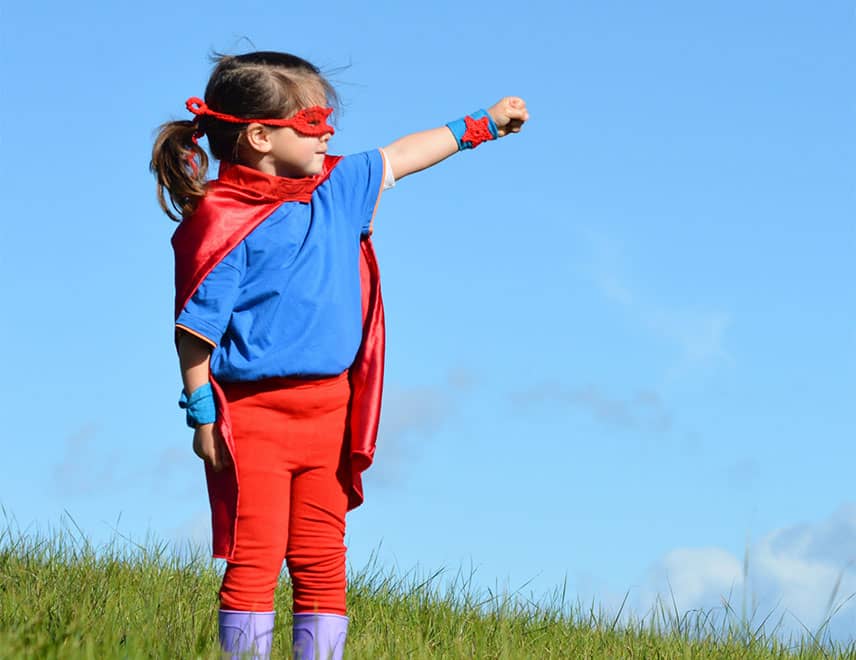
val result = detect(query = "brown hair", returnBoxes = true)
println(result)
[150,52,339,222]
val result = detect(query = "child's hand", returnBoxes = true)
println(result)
[193,423,233,472]
[487,97,529,137]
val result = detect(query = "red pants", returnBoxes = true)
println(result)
[218,372,351,615]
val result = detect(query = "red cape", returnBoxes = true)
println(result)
[172,158,385,559]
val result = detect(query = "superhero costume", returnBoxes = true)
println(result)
[172,156,385,560]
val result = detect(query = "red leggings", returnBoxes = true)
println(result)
[218,372,351,615]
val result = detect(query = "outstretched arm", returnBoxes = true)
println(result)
[383,97,529,180]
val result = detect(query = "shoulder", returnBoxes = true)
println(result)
[326,150,383,182]
[173,184,289,270]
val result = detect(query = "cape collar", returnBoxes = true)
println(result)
[213,156,342,203]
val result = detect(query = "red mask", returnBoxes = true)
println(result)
[186,97,335,137]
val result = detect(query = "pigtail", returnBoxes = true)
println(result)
[150,120,209,222]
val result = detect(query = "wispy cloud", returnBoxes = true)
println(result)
[446,367,477,392]
[511,381,673,433]
[726,457,761,490]
[167,509,212,550]
[380,386,452,442]
[369,386,452,488]
[53,424,197,498]
[52,423,123,497]
[154,446,189,476]
[368,369,475,487]
[581,229,733,380]
[149,446,202,496]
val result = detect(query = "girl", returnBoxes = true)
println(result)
[151,51,528,659]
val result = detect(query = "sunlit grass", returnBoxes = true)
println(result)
[0,514,854,658]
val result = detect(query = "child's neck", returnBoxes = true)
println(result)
[240,154,306,180]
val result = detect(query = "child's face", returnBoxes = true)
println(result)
[267,121,331,178]
[266,88,334,178]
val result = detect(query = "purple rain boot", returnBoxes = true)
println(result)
[218,609,275,659]
[292,613,349,660]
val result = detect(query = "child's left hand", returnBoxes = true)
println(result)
[487,97,529,137]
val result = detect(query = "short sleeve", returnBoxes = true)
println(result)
[326,149,387,235]
[175,242,245,346]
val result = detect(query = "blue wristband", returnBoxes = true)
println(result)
[178,383,217,428]
[446,109,498,150]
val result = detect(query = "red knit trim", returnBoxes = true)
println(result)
[185,97,335,137]
[213,159,337,203]
[462,115,494,148]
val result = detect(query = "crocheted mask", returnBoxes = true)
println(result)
[186,97,335,137]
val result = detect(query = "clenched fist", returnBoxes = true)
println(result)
[193,422,232,472]
[487,97,529,137]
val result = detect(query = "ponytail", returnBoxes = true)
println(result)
[150,120,209,222]
[152,51,340,221]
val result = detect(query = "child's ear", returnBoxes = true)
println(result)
[243,123,272,154]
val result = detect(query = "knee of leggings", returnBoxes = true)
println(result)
[288,556,347,615]
[287,545,345,577]
[219,570,279,612]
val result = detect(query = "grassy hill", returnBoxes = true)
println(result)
[1,525,854,659]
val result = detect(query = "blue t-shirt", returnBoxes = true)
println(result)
[176,149,386,381]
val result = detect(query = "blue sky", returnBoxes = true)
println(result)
[2,0,855,643]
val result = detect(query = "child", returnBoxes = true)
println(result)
[151,51,528,660]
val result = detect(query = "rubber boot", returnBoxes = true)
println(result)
[218,609,275,659]
[292,613,348,660]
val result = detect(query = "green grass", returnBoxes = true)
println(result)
[1,519,854,659]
